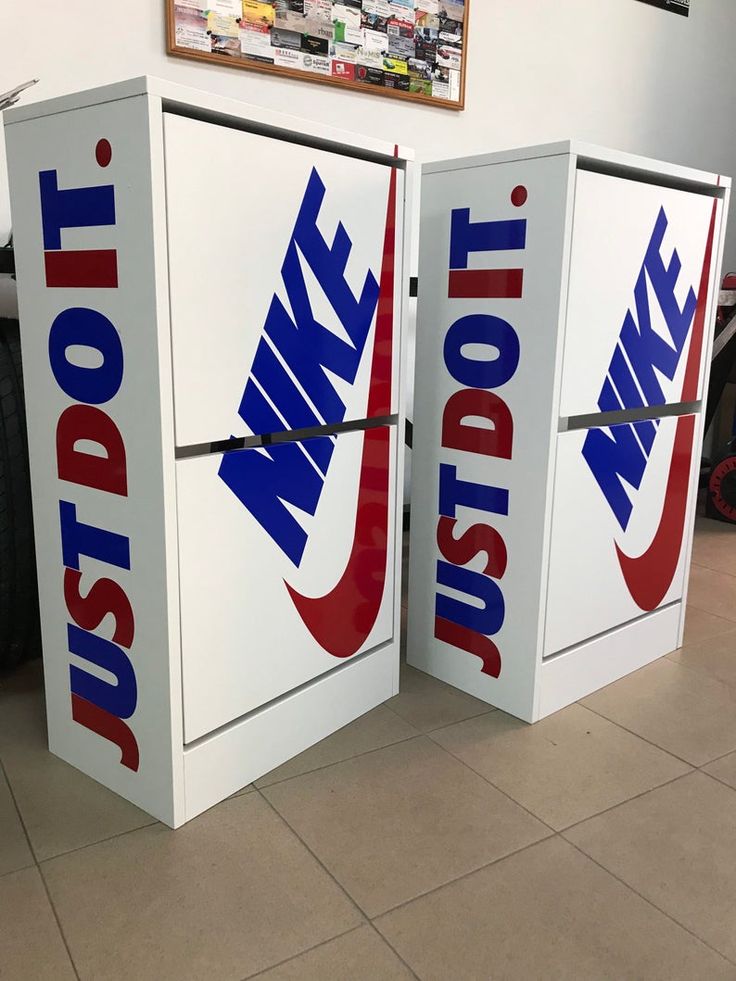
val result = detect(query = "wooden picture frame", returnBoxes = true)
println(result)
[166,1,469,111]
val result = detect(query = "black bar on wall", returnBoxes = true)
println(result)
[635,0,689,16]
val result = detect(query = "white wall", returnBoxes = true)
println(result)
[2,0,736,261]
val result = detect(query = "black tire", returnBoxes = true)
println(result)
[0,317,39,671]
[706,438,736,525]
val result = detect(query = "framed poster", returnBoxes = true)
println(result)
[635,0,689,15]
[166,1,469,110]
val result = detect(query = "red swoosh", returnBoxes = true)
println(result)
[285,155,398,658]
[616,193,719,611]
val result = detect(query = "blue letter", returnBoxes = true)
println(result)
[59,501,130,571]
[49,308,123,405]
[444,314,520,390]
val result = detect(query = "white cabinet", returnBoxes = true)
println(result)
[408,141,727,723]
[6,77,412,825]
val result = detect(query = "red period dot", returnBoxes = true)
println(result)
[511,185,528,207]
[95,139,112,168]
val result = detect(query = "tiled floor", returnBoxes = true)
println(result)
[1,516,735,980]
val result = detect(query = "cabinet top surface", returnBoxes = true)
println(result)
[423,140,729,190]
[4,75,413,165]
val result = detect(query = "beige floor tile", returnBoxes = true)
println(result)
[669,628,736,688]
[375,836,735,981]
[387,662,493,732]
[704,751,736,790]
[43,793,362,981]
[263,736,549,917]
[581,657,736,766]
[682,605,736,646]
[0,679,154,861]
[687,564,736,622]
[0,867,76,981]
[431,703,690,830]
[253,926,413,980]
[256,706,417,787]
[565,771,736,962]
[691,517,736,577]
[0,767,33,876]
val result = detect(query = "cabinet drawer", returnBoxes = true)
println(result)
[559,169,718,418]
[164,113,402,447]
[177,425,397,741]
[544,414,696,656]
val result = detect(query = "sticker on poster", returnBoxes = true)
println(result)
[208,0,240,14]
[273,45,304,68]
[242,0,276,26]
[331,40,359,62]
[635,0,689,13]
[363,27,389,52]
[389,35,415,59]
[363,0,392,16]
[449,67,461,102]
[207,11,239,37]
[333,3,363,44]
[383,56,408,74]
[212,33,241,55]
[303,33,329,55]
[305,0,332,18]
[439,0,465,20]
[240,22,273,59]
[436,42,461,71]
[272,27,303,50]
[417,11,439,29]
[356,65,384,85]
[175,6,210,50]
[409,76,431,95]
[357,47,383,68]
[331,58,356,79]
[302,53,331,74]
[176,25,211,51]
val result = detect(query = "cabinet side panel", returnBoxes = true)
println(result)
[407,155,571,721]
[5,96,179,824]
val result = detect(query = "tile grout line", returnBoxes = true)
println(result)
[691,560,736,581]
[563,836,736,969]
[578,702,702,768]
[686,599,736,624]
[422,732,559,836]
[697,745,736,767]
[255,788,422,980]
[695,766,736,793]
[31,819,160,867]
[372,834,560,921]
[382,697,498,734]
[240,924,366,981]
[557,770,696,835]
[256,730,424,791]
[365,920,422,980]
[664,654,736,692]
[421,713,722,839]
[253,793,366,925]
[0,758,81,981]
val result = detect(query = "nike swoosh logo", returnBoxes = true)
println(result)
[616,193,719,611]
[285,155,398,658]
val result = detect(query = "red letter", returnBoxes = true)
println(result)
[434,616,501,678]
[436,516,507,579]
[57,404,127,496]
[64,568,134,648]
[71,694,139,771]
[441,388,513,459]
